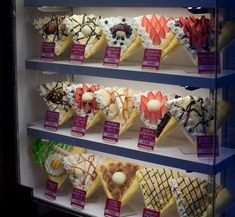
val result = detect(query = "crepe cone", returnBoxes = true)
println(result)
[137,168,183,214]
[170,177,234,217]
[209,100,232,133]
[39,81,74,126]
[58,108,75,125]
[217,21,235,51]
[156,116,178,142]
[64,14,106,59]
[134,15,179,62]
[161,34,181,61]
[85,33,107,58]
[99,16,140,62]
[94,87,137,135]
[119,36,142,62]
[119,108,139,135]
[65,83,103,130]
[55,35,73,56]
[207,187,234,217]
[63,153,102,198]
[33,15,71,56]
[97,158,141,207]
[44,144,86,189]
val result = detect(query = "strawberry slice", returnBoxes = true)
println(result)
[189,15,196,26]
[150,15,158,28]
[90,85,98,92]
[155,91,163,101]
[163,23,170,33]
[158,26,166,39]
[179,16,186,28]
[155,19,162,34]
[140,101,147,113]
[148,92,155,100]
[152,33,161,46]
[159,16,167,27]
[84,102,91,114]
[142,16,149,27]
[149,111,157,124]
[83,84,89,92]
[150,27,157,41]
[146,21,153,34]
[167,16,174,22]
[141,95,148,106]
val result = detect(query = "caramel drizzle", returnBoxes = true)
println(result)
[39,15,68,41]
[101,88,133,122]
[174,96,214,134]
[69,14,101,45]
[70,155,98,189]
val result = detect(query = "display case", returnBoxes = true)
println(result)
[16,0,235,216]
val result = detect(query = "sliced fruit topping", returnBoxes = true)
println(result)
[75,84,99,114]
[139,91,168,125]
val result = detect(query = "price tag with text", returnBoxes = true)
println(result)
[44,111,59,131]
[102,121,120,143]
[142,208,160,217]
[70,44,86,63]
[142,49,161,70]
[197,135,219,158]
[198,52,220,74]
[71,188,86,210]
[138,127,156,151]
[104,198,121,217]
[44,180,58,201]
[103,46,121,67]
[41,42,55,61]
[71,115,87,137]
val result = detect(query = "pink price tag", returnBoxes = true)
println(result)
[138,127,156,151]
[142,49,161,70]
[142,208,160,217]
[103,46,121,67]
[102,121,120,143]
[71,115,87,137]
[71,188,86,210]
[197,135,219,157]
[198,52,220,74]
[104,198,121,217]
[44,111,59,131]
[44,180,58,201]
[70,44,86,63]
[41,42,55,61]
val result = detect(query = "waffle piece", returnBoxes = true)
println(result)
[65,83,103,129]
[39,81,74,125]
[98,16,142,62]
[63,153,103,198]
[134,15,180,61]
[97,158,140,206]
[133,91,177,142]
[136,168,183,214]
[94,87,138,135]
[64,14,106,58]
[33,15,72,56]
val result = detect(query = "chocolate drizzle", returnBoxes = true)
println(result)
[42,81,71,113]
[39,15,68,41]
[68,14,101,45]
[169,96,214,139]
